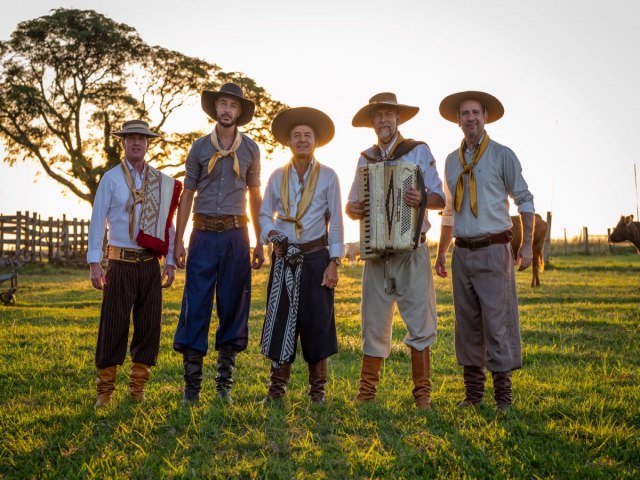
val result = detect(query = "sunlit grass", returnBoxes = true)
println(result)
[0,254,638,478]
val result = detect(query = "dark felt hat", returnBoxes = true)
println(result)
[201,82,256,126]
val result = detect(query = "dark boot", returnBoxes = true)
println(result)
[354,355,383,402]
[265,363,292,401]
[215,345,237,402]
[95,366,117,408]
[492,370,513,411]
[410,346,432,410]
[129,362,151,401]
[458,366,486,408]
[308,358,328,403]
[182,348,203,405]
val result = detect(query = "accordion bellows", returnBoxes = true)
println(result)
[358,161,421,259]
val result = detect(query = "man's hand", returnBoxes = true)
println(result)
[516,244,533,271]
[252,244,265,269]
[90,263,106,290]
[403,187,423,208]
[161,264,176,288]
[174,241,186,269]
[434,253,448,278]
[321,262,339,289]
[346,200,365,220]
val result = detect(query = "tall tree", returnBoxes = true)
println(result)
[0,8,287,204]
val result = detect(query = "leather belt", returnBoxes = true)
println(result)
[193,213,248,232]
[293,236,328,254]
[454,230,513,251]
[107,245,155,262]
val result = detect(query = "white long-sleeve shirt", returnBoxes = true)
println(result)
[87,160,175,265]
[260,159,346,259]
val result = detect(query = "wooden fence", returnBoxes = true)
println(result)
[0,211,90,265]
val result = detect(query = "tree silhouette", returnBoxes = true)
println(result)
[0,8,287,204]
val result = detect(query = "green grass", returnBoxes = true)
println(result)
[0,255,639,479]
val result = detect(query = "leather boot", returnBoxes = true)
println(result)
[354,355,383,402]
[492,370,513,411]
[215,345,237,402]
[410,346,432,410]
[182,348,204,405]
[265,363,292,401]
[308,358,328,403]
[458,366,486,408]
[129,362,151,401]
[95,366,117,408]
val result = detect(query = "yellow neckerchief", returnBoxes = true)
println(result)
[208,127,242,177]
[120,159,148,241]
[278,158,321,239]
[455,133,490,217]
[378,132,405,161]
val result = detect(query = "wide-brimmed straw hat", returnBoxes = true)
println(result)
[439,91,504,123]
[352,92,419,128]
[271,107,335,147]
[111,120,160,138]
[201,82,256,126]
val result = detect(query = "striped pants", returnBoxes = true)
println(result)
[95,259,162,369]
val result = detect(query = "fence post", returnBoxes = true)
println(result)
[583,226,589,255]
[564,228,568,255]
[543,211,552,265]
[62,214,69,258]
[16,211,22,260]
[0,214,4,260]
[607,228,614,254]
[48,217,54,260]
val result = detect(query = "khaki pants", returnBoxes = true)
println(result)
[451,243,522,372]
[361,244,437,358]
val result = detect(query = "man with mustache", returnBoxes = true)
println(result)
[435,91,534,411]
[88,120,181,408]
[346,93,445,410]
[173,83,265,405]
[259,107,345,403]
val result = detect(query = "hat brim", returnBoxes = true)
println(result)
[201,90,256,126]
[352,103,419,128]
[439,91,504,124]
[271,107,335,147]
[111,129,160,138]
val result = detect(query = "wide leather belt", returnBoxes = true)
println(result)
[193,213,248,232]
[293,236,328,254]
[107,245,155,262]
[455,230,513,251]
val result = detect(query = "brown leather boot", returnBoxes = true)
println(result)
[265,362,292,401]
[492,370,513,411]
[95,366,117,408]
[354,355,383,402]
[410,346,432,410]
[308,358,328,403]
[129,362,151,401]
[458,366,486,408]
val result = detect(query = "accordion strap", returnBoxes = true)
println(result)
[361,139,429,163]
[414,167,428,250]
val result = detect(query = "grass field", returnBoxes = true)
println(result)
[0,254,639,479]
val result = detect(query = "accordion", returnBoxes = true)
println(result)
[358,161,426,259]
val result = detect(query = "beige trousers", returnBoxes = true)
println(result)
[361,244,437,358]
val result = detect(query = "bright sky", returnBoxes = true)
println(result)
[2,0,640,243]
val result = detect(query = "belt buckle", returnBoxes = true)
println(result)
[215,220,226,232]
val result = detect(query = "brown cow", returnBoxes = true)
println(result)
[510,213,547,287]
[608,215,640,252]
